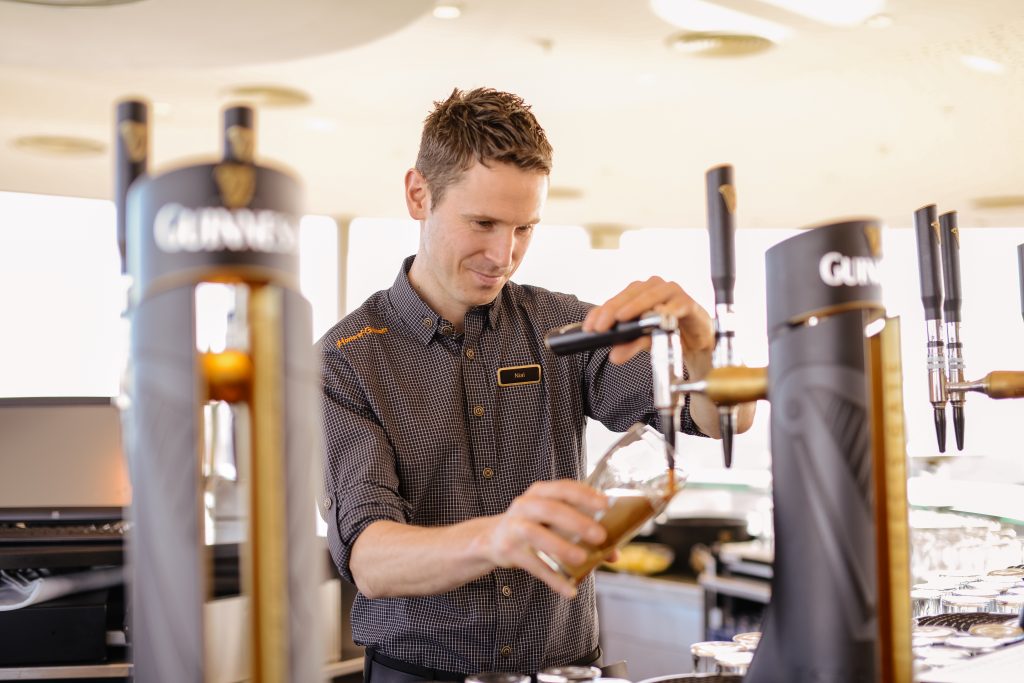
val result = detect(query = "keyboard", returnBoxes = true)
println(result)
[0,520,129,544]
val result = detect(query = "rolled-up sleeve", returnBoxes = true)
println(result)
[319,343,411,584]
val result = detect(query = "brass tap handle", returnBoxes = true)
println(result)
[986,371,1024,399]
[948,371,1024,399]
[677,366,768,406]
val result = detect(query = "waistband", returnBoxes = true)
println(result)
[365,645,602,682]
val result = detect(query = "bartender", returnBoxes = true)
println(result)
[318,86,755,682]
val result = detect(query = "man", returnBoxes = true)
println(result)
[319,87,754,681]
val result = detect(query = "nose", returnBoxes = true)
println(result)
[483,227,517,271]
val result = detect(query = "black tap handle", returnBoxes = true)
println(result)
[223,105,255,163]
[938,211,962,324]
[114,99,149,274]
[1017,243,1024,324]
[706,165,736,306]
[544,318,659,356]
[913,205,944,321]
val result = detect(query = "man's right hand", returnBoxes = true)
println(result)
[480,479,609,598]
[349,480,609,600]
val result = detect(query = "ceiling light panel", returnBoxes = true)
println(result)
[960,54,1007,74]
[752,0,886,27]
[650,0,792,42]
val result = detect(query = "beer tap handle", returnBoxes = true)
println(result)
[706,164,738,467]
[913,204,947,452]
[544,315,663,356]
[544,314,681,471]
[939,211,966,450]
[914,205,944,321]
[1017,243,1024,324]
[948,371,1024,399]
[674,366,768,405]
[939,212,963,325]
[707,165,736,308]
[115,100,149,274]
[223,105,255,163]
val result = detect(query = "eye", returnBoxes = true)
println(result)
[474,220,494,229]
[516,224,535,234]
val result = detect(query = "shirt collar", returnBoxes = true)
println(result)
[388,255,503,345]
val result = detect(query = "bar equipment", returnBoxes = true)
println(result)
[546,166,915,682]
[545,313,687,471]
[706,164,740,467]
[912,205,947,451]
[912,210,1024,436]
[939,211,968,450]
[115,100,322,682]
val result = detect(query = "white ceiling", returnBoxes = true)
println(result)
[1,0,1022,231]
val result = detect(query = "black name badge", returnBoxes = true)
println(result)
[497,364,542,387]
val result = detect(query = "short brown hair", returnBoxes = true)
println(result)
[416,87,553,208]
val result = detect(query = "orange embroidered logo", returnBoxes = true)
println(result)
[336,326,388,347]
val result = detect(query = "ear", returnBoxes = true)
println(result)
[404,168,430,220]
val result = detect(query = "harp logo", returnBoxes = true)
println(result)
[153,203,298,254]
[818,251,880,288]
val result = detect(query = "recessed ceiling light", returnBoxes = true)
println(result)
[960,54,1007,75]
[667,31,775,57]
[651,0,791,43]
[432,3,461,19]
[305,117,336,133]
[222,84,312,108]
[11,134,106,157]
[754,0,886,27]
[971,195,1024,210]
[1,0,143,6]
[863,13,893,28]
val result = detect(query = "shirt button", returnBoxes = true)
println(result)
[499,645,512,658]
[421,317,433,328]
[440,324,454,336]
[482,467,494,479]
[472,405,485,417]
[465,348,475,360]
[501,585,512,598]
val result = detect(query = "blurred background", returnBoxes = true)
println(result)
[1,0,1023,508]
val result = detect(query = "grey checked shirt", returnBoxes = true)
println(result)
[319,256,704,675]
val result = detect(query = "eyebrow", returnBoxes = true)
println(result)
[463,213,540,227]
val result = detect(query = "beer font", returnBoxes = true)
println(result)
[706,164,740,467]
[913,204,948,452]
[914,211,1024,422]
[938,211,967,450]
[116,100,323,682]
[546,168,916,682]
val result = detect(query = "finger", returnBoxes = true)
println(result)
[509,495,607,545]
[605,278,682,324]
[608,336,651,365]
[513,545,580,599]
[523,480,609,515]
[588,280,650,332]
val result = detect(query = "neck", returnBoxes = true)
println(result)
[407,258,467,332]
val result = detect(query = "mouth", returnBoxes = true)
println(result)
[469,269,506,287]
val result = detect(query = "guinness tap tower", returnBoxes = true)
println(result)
[745,220,912,683]
[116,101,323,682]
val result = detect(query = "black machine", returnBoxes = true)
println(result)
[546,167,915,682]
[115,101,323,682]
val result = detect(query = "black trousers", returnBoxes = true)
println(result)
[364,645,604,683]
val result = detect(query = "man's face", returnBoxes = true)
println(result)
[407,161,548,318]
